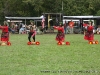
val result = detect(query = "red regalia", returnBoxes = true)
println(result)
[0,25,9,41]
[84,25,94,41]
[54,26,65,42]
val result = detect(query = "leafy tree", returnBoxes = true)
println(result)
[23,0,44,16]
[0,0,100,23]
[96,10,100,16]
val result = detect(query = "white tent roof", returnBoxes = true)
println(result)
[5,16,42,20]
[63,16,100,19]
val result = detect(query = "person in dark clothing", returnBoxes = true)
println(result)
[28,21,36,42]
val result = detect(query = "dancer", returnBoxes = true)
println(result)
[0,21,9,41]
[0,21,11,45]
[28,21,37,42]
[84,21,94,41]
[53,24,65,44]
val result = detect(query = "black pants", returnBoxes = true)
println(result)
[28,32,35,42]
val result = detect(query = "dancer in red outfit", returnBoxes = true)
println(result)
[53,24,65,42]
[0,21,9,42]
[0,21,11,46]
[84,22,94,41]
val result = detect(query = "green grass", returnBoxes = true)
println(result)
[0,34,100,75]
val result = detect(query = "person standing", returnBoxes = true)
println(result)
[83,22,88,35]
[28,21,36,42]
[0,21,9,42]
[69,20,74,34]
[64,20,67,34]
[84,21,94,41]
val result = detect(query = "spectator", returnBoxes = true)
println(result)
[69,20,74,34]
[83,22,88,35]
[97,25,100,34]
[19,23,26,34]
[64,20,67,34]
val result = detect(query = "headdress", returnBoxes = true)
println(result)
[4,21,9,26]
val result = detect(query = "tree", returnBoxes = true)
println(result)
[0,0,100,24]
[23,0,44,16]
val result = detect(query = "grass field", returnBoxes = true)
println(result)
[0,34,100,75]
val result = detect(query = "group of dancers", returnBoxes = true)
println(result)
[53,21,95,45]
[27,21,95,45]
[0,21,96,45]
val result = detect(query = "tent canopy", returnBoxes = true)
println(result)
[63,16,100,19]
[5,16,42,20]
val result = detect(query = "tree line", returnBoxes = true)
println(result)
[0,0,100,24]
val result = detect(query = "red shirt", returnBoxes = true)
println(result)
[83,23,88,27]
[54,26,64,33]
[87,26,93,31]
[69,21,74,28]
[0,26,8,32]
